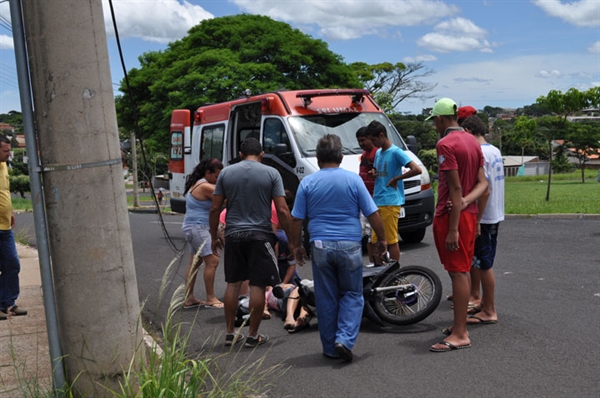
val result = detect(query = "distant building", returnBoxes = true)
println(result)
[0,123,15,135]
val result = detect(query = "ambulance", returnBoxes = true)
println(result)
[168,89,434,243]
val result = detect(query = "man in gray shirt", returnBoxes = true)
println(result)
[210,138,294,348]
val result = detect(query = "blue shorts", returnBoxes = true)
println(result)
[472,223,500,270]
[182,224,213,257]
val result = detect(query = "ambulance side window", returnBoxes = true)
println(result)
[263,118,290,155]
[201,125,224,161]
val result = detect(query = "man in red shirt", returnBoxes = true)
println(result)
[356,126,379,266]
[426,98,488,353]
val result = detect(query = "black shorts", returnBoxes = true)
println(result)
[224,230,281,287]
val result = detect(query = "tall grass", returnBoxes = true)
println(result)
[111,250,285,397]
[5,249,285,397]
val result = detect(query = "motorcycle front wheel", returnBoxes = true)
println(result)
[372,265,442,326]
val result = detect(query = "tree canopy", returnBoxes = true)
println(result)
[565,121,600,182]
[115,14,361,151]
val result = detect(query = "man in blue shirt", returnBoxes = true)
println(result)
[366,121,422,262]
[290,134,386,362]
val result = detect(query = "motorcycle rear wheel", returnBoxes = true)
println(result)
[372,265,442,326]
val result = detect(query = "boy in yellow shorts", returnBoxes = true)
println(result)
[366,121,422,262]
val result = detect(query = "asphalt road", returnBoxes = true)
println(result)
[15,212,600,397]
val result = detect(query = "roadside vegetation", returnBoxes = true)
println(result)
[3,252,283,397]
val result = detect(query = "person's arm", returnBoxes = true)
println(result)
[209,194,225,256]
[462,166,488,210]
[366,210,387,258]
[289,217,306,265]
[274,196,294,250]
[444,169,462,252]
[387,160,422,188]
[474,186,490,237]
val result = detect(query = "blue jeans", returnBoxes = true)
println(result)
[311,240,364,357]
[0,229,20,311]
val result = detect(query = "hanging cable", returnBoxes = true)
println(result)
[107,0,183,255]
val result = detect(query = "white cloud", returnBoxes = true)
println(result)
[232,0,459,40]
[102,0,213,43]
[415,53,598,112]
[536,70,563,78]
[403,54,438,63]
[417,17,493,53]
[532,0,600,27]
[588,41,600,53]
[0,35,13,50]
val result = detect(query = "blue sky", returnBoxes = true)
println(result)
[1,0,599,116]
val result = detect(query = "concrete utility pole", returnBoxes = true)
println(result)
[21,1,143,395]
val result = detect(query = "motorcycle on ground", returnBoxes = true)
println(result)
[297,259,443,327]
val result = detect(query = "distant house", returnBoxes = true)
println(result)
[14,135,26,148]
[567,107,600,123]
[554,139,600,170]
[502,156,544,177]
[0,123,15,135]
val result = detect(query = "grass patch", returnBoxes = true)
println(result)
[13,225,32,245]
[504,174,599,214]
[12,198,32,212]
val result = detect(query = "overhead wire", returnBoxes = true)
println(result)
[106,0,184,255]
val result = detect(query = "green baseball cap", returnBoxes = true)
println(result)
[425,98,457,120]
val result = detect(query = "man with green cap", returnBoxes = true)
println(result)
[426,98,488,353]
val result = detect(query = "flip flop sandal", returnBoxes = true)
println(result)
[429,341,471,352]
[244,334,270,348]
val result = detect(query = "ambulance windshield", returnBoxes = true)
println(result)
[287,112,407,157]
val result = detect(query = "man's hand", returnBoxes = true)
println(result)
[293,246,307,266]
[375,239,387,259]
[445,198,468,212]
[211,236,223,257]
[386,177,398,189]
[445,231,459,252]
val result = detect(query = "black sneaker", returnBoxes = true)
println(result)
[244,334,270,348]
[0,310,6,321]
[224,332,245,347]
[334,342,353,362]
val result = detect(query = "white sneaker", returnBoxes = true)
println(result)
[365,263,375,268]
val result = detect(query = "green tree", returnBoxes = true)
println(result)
[482,106,505,118]
[513,116,538,165]
[488,118,512,152]
[565,121,600,182]
[116,15,361,152]
[537,116,565,201]
[417,148,437,175]
[537,88,592,200]
[0,111,23,134]
[388,115,438,151]
[349,61,436,114]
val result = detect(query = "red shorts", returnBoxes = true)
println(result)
[433,212,477,273]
